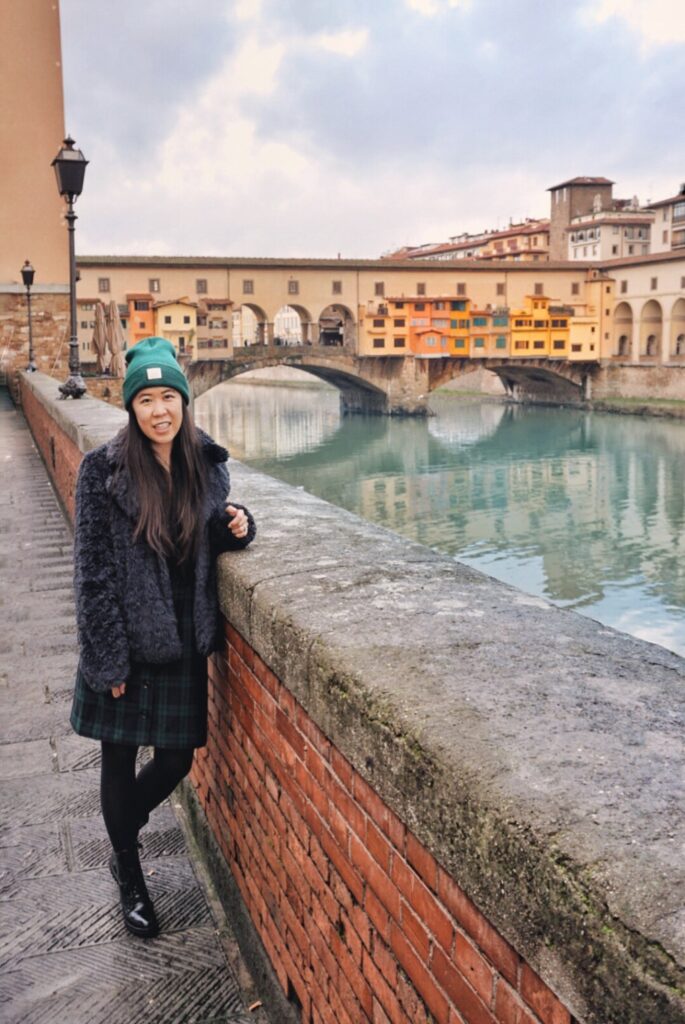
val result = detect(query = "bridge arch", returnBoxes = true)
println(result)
[187,349,390,414]
[317,304,356,347]
[233,302,268,347]
[670,298,685,361]
[273,303,315,345]
[639,299,663,362]
[612,301,633,359]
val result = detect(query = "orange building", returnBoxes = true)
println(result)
[126,293,155,347]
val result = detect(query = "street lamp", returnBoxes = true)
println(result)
[21,260,36,372]
[52,136,88,399]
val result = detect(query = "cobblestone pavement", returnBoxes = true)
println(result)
[0,389,268,1024]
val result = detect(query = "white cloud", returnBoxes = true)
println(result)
[313,28,369,57]
[405,0,472,16]
[233,0,262,22]
[581,0,685,50]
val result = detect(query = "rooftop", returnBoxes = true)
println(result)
[548,176,615,190]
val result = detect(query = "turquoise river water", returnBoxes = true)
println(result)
[196,380,685,657]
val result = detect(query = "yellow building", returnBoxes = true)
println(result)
[153,299,198,358]
[469,308,510,358]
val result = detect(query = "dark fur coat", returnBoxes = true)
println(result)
[73,428,255,693]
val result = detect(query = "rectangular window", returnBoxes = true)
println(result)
[98,277,110,293]
[612,245,618,255]
[450,319,458,329]
[571,344,582,352]
[411,318,429,326]
[417,283,426,296]
[473,337,485,348]
[651,277,658,290]
[533,340,545,349]
[372,338,385,348]
[551,319,567,328]
[393,318,405,327]
[393,337,406,348]
[372,318,385,327]
[663,230,669,244]
[495,336,506,349]
[374,282,385,297]
[425,337,437,347]
[434,301,445,310]
[433,319,449,328]
[80,320,88,329]
[332,280,342,295]
[534,283,544,296]
[553,340,565,350]
[134,300,150,311]
[183,315,191,324]
[164,315,172,324]
[243,279,254,294]
[533,320,546,328]
[149,279,160,293]
[394,301,405,309]
[196,279,208,294]
[138,320,145,329]
[456,283,466,296]
[288,280,299,295]
[514,340,528,350]
[415,302,425,311]
[496,283,505,296]
[454,339,465,349]
[493,316,508,327]
[571,282,580,296]
[620,280,627,293]
[451,300,466,311]
[473,317,487,326]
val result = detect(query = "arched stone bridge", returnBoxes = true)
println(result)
[186,345,597,415]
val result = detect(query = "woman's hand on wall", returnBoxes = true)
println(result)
[226,503,249,540]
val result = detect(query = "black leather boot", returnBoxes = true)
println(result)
[109,844,159,938]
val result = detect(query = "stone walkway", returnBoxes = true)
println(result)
[0,389,269,1024]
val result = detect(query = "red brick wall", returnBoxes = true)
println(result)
[20,377,82,520]
[191,624,576,1024]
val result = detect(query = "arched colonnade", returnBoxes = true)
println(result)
[232,302,357,349]
[612,297,685,363]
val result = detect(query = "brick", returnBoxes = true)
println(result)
[331,746,354,791]
[363,947,406,1024]
[253,652,281,699]
[329,773,368,840]
[350,834,401,922]
[438,868,520,986]
[494,979,540,1024]
[295,703,332,759]
[367,819,393,872]
[431,946,496,1024]
[406,833,438,891]
[389,922,450,1024]
[520,966,571,1024]
[401,901,430,962]
[319,826,364,905]
[406,872,454,954]
[365,887,391,943]
[455,933,496,1008]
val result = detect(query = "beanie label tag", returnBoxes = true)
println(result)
[146,367,163,380]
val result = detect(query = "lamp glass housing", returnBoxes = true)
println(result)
[52,136,88,199]
[21,260,35,288]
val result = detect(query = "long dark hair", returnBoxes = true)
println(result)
[118,404,207,564]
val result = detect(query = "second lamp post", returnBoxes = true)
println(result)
[21,260,36,372]
[52,136,88,399]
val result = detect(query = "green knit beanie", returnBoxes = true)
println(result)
[123,337,190,408]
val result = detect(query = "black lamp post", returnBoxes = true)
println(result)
[21,260,36,372]
[52,136,88,399]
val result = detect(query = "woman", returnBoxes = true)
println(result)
[70,336,256,939]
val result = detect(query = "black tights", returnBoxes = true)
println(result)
[100,742,194,852]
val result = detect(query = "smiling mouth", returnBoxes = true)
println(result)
[153,421,172,431]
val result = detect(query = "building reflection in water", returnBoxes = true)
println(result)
[196,381,685,655]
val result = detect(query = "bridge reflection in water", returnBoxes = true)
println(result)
[196,379,685,656]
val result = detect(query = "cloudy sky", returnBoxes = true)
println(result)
[59,0,685,258]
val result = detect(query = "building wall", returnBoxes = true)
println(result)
[0,0,67,285]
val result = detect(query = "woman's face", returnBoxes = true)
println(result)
[131,387,184,450]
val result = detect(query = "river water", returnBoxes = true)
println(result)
[196,380,685,657]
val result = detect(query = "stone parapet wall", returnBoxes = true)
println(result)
[594,362,685,401]
[17,371,685,1024]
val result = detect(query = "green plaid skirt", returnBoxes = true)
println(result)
[70,563,208,749]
